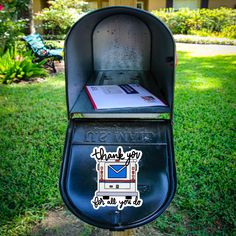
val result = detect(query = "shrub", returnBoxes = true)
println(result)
[152,8,236,39]
[0,48,48,84]
[0,10,26,52]
[199,7,235,33]
[221,25,236,39]
[154,8,202,34]
[34,0,88,35]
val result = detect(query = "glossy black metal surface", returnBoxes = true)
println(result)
[60,119,176,230]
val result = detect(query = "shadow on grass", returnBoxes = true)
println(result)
[0,54,235,234]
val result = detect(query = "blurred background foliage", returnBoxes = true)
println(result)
[152,8,236,39]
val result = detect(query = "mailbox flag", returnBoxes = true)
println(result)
[108,165,127,178]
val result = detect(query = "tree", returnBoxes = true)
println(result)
[0,0,35,34]
[0,1,27,52]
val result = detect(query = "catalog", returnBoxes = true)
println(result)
[85,84,166,110]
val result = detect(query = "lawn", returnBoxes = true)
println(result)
[0,53,235,235]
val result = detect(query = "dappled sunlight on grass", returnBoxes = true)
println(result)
[46,74,65,88]
[177,44,236,57]
[176,76,223,90]
[186,52,236,57]
[193,81,222,90]
[177,53,236,90]
[195,62,215,68]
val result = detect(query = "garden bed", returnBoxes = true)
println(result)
[174,34,236,45]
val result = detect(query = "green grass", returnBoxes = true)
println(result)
[0,53,235,235]
[155,53,236,235]
[0,74,67,235]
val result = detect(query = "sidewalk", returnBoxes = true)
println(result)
[176,43,236,56]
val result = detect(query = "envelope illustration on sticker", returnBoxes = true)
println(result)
[108,165,127,178]
[90,146,143,210]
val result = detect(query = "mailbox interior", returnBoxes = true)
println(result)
[65,7,175,117]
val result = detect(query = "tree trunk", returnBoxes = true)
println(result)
[28,0,35,34]
[20,0,35,34]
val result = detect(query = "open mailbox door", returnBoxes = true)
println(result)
[60,7,176,230]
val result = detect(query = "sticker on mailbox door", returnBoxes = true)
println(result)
[90,146,143,210]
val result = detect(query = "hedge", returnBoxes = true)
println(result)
[152,8,236,39]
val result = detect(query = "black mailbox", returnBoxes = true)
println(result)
[60,6,176,230]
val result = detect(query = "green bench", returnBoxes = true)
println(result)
[23,33,63,73]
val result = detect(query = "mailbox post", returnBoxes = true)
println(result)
[60,6,176,231]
